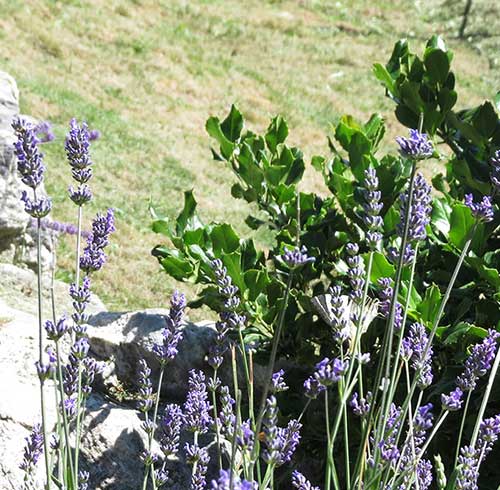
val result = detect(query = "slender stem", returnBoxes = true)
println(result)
[251,271,294,468]
[375,160,418,457]
[142,366,165,490]
[211,370,223,471]
[238,328,254,425]
[341,381,351,490]
[454,390,472,466]
[470,346,500,448]
[324,390,331,490]
[75,206,83,290]
[74,364,83,489]
[55,342,74,482]
[36,218,51,490]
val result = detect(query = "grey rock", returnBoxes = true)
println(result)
[87,309,217,402]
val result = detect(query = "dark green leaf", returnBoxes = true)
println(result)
[265,115,288,153]
[210,224,240,254]
[220,104,243,142]
[424,48,450,85]
[417,284,442,325]
[448,203,475,249]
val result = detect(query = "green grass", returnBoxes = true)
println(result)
[0,0,497,313]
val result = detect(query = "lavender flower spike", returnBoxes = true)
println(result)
[19,423,44,475]
[160,404,183,457]
[441,387,463,411]
[211,470,257,490]
[271,369,289,393]
[185,443,210,490]
[12,117,46,189]
[465,194,494,223]
[80,209,115,273]
[280,245,316,269]
[153,290,186,365]
[456,329,500,391]
[292,471,320,490]
[490,149,500,191]
[183,370,212,433]
[396,128,433,160]
[362,167,383,249]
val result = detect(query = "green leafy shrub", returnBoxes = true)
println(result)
[152,36,499,369]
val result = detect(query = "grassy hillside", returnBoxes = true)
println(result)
[1,0,497,313]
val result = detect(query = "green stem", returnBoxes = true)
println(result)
[454,390,472,466]
[211,370,223,471]
[470,346,500,448]
[251,271,294,468]
[36,217,51,490]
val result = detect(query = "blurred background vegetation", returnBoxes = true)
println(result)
[1,0,498,313]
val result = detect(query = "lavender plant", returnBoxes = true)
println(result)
[14,117,114,490]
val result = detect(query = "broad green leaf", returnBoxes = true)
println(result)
[265,115,288,153]
[431,198,452,238]
[373,63,395,94]
[417,284,442,325]
[424,48,450,85]
[220,104,243,142]
[448,203,475,249]
[367,252,395,283]
[443,322,488,345]
[210,224,240,254]
[467,256,500,288]
[222,252,246,292]
[176,190,202,235]
[206,116,235,159]
[472,101,498,138]
[159,254,194,281]
[244,269,271,301]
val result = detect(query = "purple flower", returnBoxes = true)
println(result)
[346,250,365,301]
[391,172,432,265]
[401,323,433,388]
[154,468,170,488]
[211,470,257,490]
[362,167,383,249]
[456,329,500,391]
[19,424,44,474]
[490,150,500,191]
[313,357,348,387]
[280,245,315,269]
[377,403,402,463]
[78,470,90,490]
[456,414,500,489]
[350,391,372,417]
[396,129,433,160]
[69,276,92,328]
[292,471,320,490]
[185,443,210,490]
[81,357,105,396]
[218,385,236,437]
[153,290,186,364]
[69,183,92,205]
[30,217,91,238]
[236,420,254,453]
[44,315,70,341]
[33,120,55,144]
[378,278,403,330]
[137,359,153,413]
[303,376,324,399]
[89,129,101,141]
[160,404,183,457]
[262,396,301,466]
[465,194,494,222]
[271,369,288,393]
[183,370,212,433]
[80,209,115,273]
[12,117,46,189]
[441,387,463,411]
[65,118,93,184]
[20,190,52,218]
[209,259,245,368]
